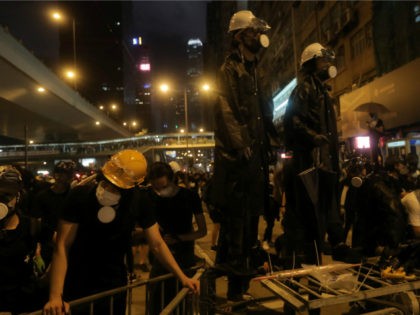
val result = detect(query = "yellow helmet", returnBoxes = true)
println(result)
[102,150,147,189]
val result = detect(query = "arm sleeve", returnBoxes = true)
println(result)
[131,188,156,230]
[59,186,88,223]
[215,64,251,150]
[289,83,320,147]
[190,190,203,215]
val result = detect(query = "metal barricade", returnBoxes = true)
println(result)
[258,263,420,314]
[27,268,205,315]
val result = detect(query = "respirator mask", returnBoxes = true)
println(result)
[350,176,364,188]
[96,181,121,206]
[0,193,18,227]
[317,65,337,81]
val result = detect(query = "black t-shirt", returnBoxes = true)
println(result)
[0,214,34,293]
[148,187,203,266]
[60,185,155,299]
[32,187,69,242]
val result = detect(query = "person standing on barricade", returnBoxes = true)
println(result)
[147,161,207,315]
[43,150,199,315]
[208,10,280,303]
[282,42,360,315]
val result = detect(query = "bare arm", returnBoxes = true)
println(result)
[43,220,78,315]
[145,223,199,293]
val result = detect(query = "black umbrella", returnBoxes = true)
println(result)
[354,102,390,114]
[298,149,338,243]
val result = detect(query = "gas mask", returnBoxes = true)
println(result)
[241,26,270,54]
[350,176,364,188]
[0,193,18,227]
[96,181,121,206]
[317,65,337,81]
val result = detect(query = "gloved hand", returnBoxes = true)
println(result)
[314,134,329,146]
[239,147,252,160]
[33,255,46,277]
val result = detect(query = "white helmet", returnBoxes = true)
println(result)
[300,42,335,66]
[228,10,271,33]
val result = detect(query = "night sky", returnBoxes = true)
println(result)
[0,1,207,81]
[132,1,208,79]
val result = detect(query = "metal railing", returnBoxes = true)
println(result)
[27,268,205,315]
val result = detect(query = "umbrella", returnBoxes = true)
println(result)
[354,102,390,114]
[298,162,338,244]
[298,166,318,206]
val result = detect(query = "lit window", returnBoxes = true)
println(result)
[139,63,150,71]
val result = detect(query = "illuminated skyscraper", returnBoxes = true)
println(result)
[187,38,203,77]
[127,36,152,133]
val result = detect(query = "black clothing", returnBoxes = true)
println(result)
[149,187,202,267]
[211,49,279,300]
[353,172,408,255]
[60,185,155,314]
[32,187,69,266]
[0,214,43,313]
[148,187,203,315]
[283,72,344,266]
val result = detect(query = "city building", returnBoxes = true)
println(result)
[57,1,127,123]
[126,36,153,134]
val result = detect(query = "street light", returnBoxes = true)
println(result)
[158,82,211,135]
[50,10,77,89]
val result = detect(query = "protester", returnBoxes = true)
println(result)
[43,150,199,315]
[31,160,76,268]
[147,162,207,315]
[0,165,44,314]
[283,41,361,282]
[209,10,280,302]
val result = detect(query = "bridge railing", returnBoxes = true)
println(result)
[0,132,215,161]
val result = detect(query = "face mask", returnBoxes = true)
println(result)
[242,31,269,54]
[0,194,17,223]
[96,182,121,206]
[155,184,178,198]
[351,176,364,188]
[317,65,337,81]
[0,203,9,221]
[259,34,270,48]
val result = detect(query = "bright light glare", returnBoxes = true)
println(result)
[202,84,210,91]
[65,70,76,79]
[51,12,62,20]
[95,121,100,126]
[180,129,185,133]
[355,136,370,149]
[160,84,169,93]
[111,104,117,110]
[37,87,46,93]
[132,121,137,127]
[199,128,204,132]
[29,140,34,144]
[123,122,127,126]
[99,105,104,110]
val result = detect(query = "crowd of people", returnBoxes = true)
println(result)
[0,152,207,315]
[1,8,420,315]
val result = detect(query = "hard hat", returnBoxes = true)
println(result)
[102,150,147,189]
[300,42,335,66]
[0,165,23,195]
[228,10,271,33]
[54,160,76,174]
